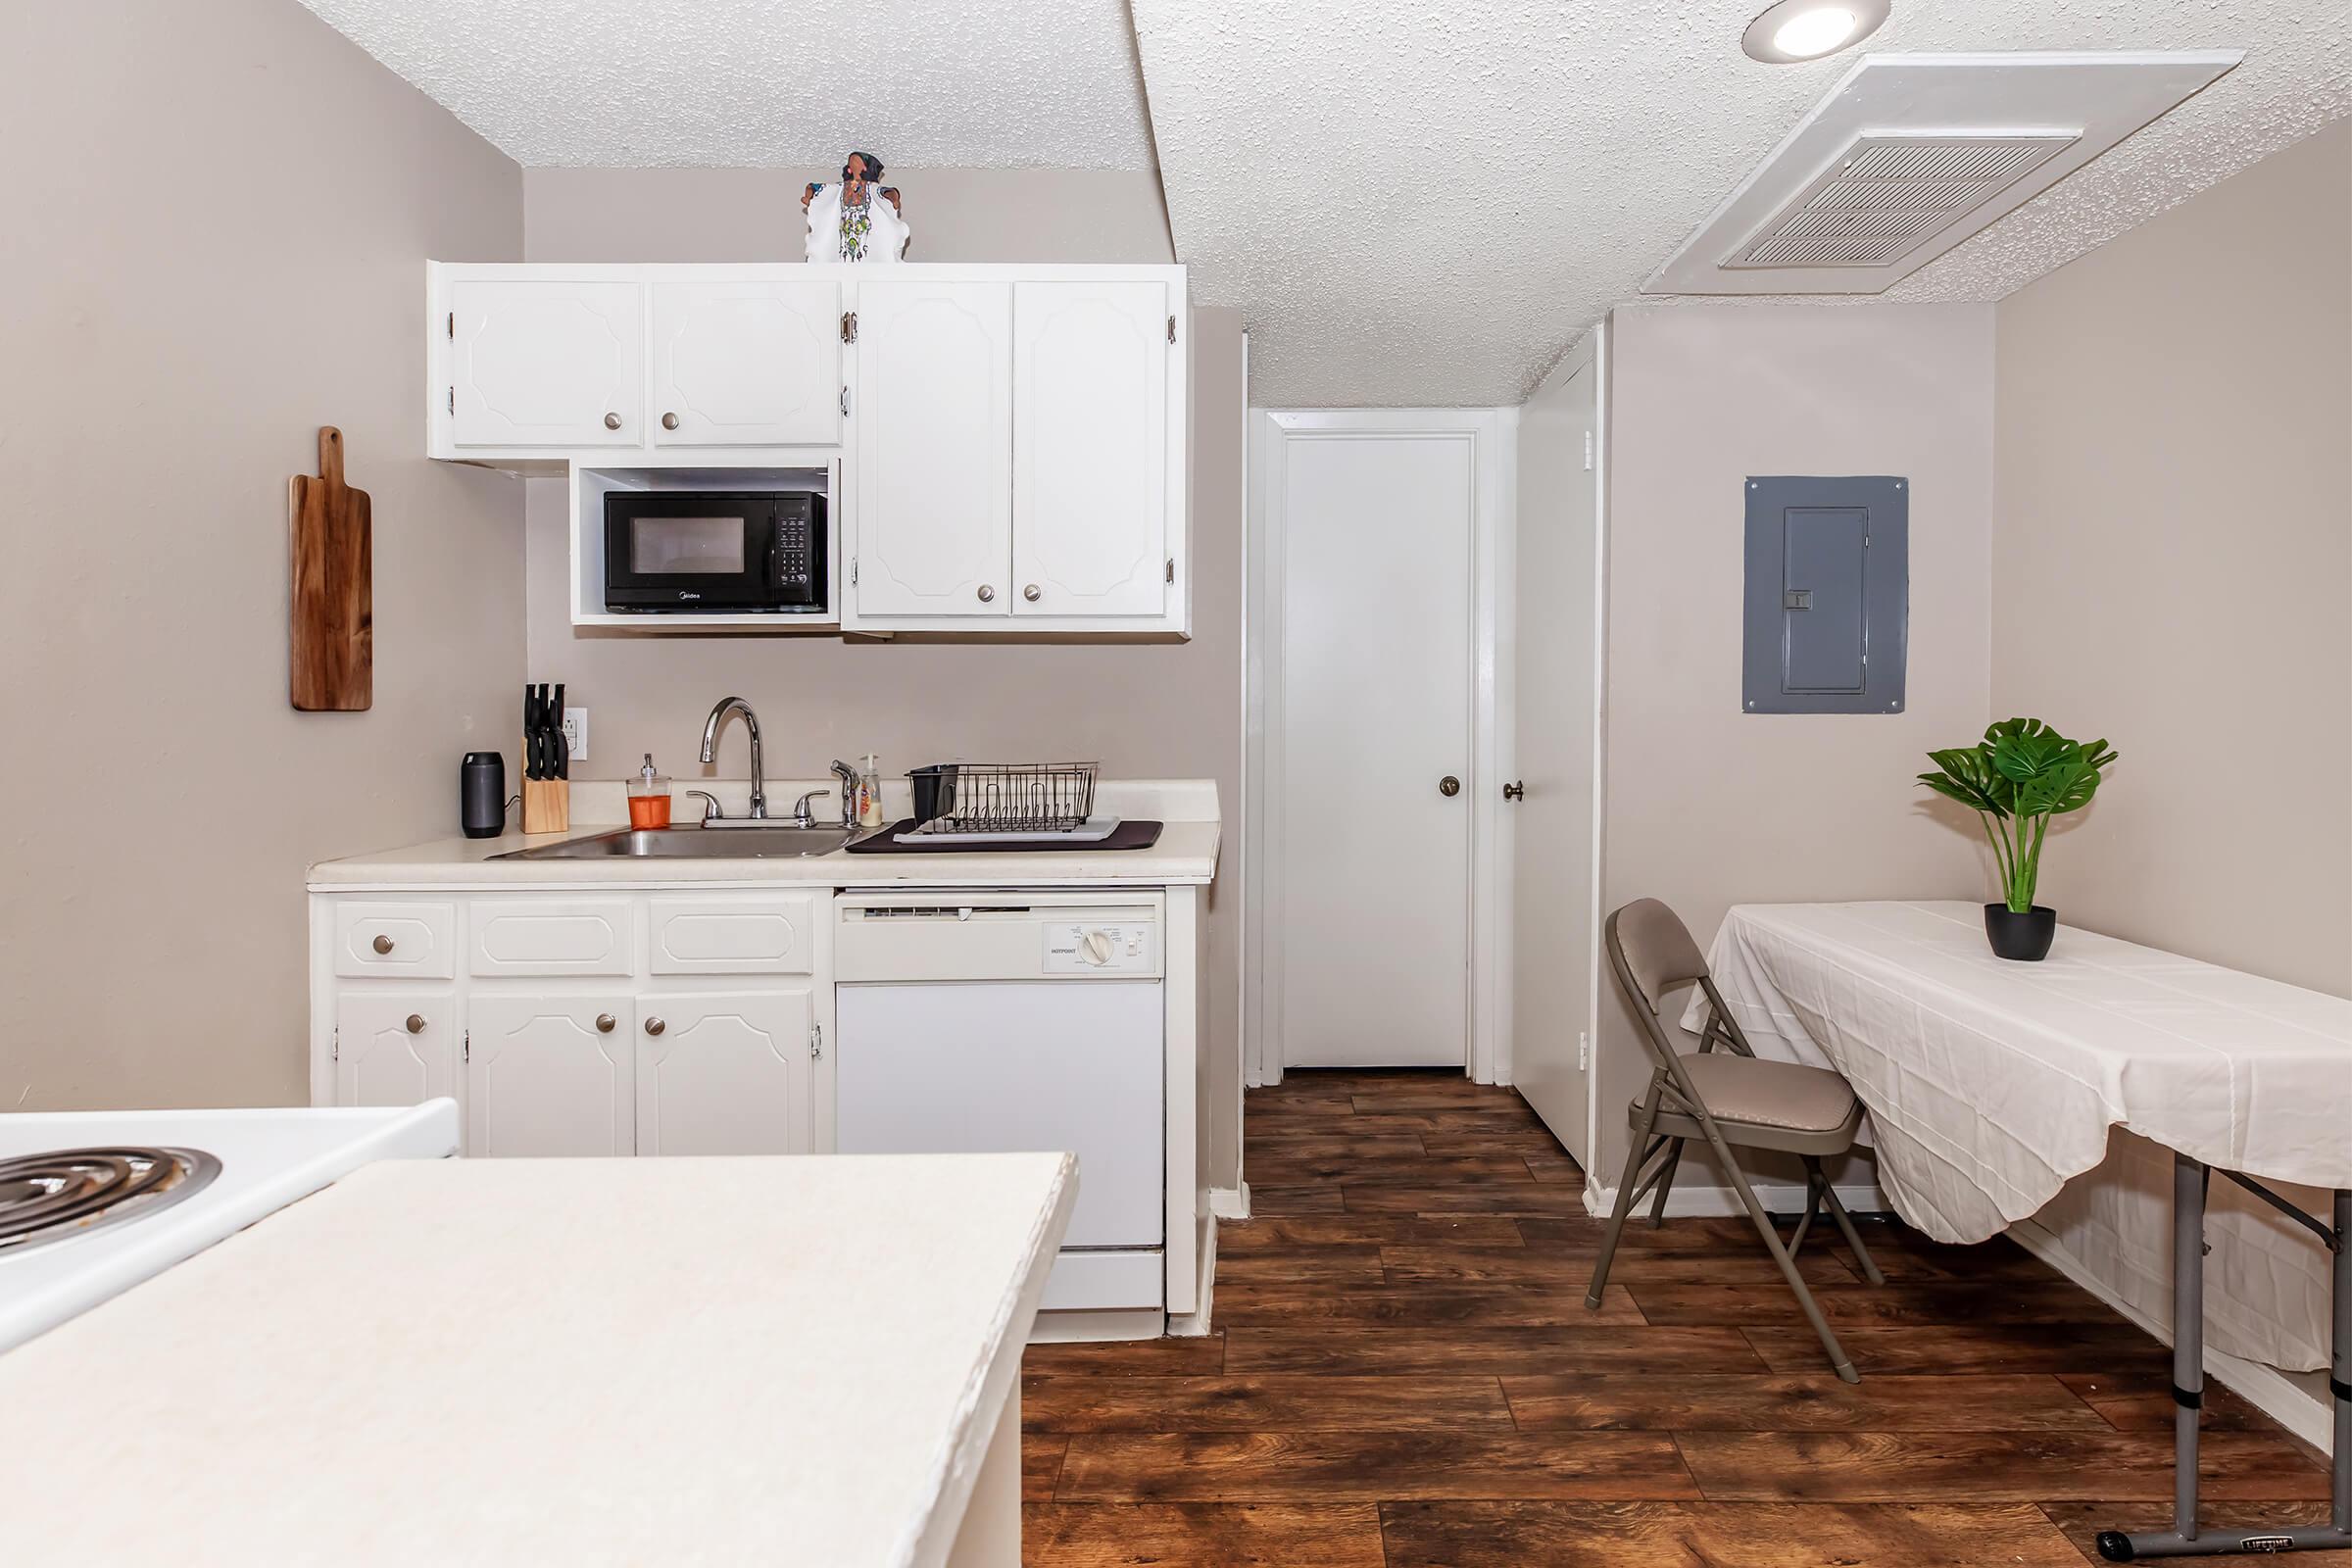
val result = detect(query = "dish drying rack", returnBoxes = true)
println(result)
[903,762,1110,840]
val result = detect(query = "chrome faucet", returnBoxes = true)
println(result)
[830,759,860,828]
[699,697,767,820]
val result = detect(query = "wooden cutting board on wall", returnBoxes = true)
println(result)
[289,425,372,711]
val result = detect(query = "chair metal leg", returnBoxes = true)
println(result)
[1645,1142,1685,1229]
[1697,1123,1861,1382]
[1787,1166,1823,1257]
[1812,1161,1886,1286]
[1588,1076,1665,1309]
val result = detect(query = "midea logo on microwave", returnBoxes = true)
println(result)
[676,590,702,601]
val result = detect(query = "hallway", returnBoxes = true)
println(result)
[1018,1070,2339,1566]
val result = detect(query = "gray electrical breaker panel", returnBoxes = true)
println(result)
[1741,475,1908,714]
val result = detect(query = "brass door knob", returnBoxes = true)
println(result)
[372,934,395,955]
[1439,776,1461,798]
[644,1017,665,1037]
[595,1013,617,1034]
[661,412,679,430]
[604,412,622,430]
[405,1014,426,1034]
[1503,781,1525,801]
[977,585,996,603]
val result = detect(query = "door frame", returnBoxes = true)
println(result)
[1244,407,1515,1087]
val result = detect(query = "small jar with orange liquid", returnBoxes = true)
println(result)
[629,754,673,830]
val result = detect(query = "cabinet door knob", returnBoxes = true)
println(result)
[661,412,679,430]
[372,934,395,955]
[644,1016,665,1037]
[1022,584,1041,603]
[405,1013,426,1035]
[1439,775,1461,798]
[604,412,622,430]
[1502,780,1525,801]
[977,584,996,603]
[596,1013,617,1034]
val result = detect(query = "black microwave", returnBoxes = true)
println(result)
[604,490,827,612]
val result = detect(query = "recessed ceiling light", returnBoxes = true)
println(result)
[1742,0,1890,64]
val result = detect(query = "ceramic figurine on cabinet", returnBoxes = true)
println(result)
[804,151,909,263]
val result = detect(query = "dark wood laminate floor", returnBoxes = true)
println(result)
[1019,1070,2342,1566]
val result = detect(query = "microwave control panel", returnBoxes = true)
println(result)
[1043,922,1158,975]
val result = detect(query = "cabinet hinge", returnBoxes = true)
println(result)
[810,1022,824,1060]
[1167,315,1177,345]
[851,556,859,586]
[840,385,852,417]
[1583,429,1593,472]
[1165,557,1175,584]
[463,1030,470,1063]
[330,1027,339,1063]
[1577,1030,1590,1072]
[841,311,858,344]
[446,312,454,340]
[447,386,455,415]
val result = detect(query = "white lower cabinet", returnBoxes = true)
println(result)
[334,994,459,1110]
[634,990,816,1155]
[466,995,636,1158]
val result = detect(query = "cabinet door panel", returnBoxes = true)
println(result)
[466,995,634,1157]
[334,994,458,1110]
[652,281,840,446]
[852,281,1012,618]
[1012,281,1168,617]
[451,279,643,448]
[635,991,812,1155]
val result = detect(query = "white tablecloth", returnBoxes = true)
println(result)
[1688,900,2351,1369]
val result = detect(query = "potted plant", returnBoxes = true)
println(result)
[1917,718,2119,960]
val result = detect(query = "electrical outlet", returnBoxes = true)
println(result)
[560,707,588,762]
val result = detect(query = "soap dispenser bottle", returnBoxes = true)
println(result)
[857,753,886,828]
[628,753,672,830]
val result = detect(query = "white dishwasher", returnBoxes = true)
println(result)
[834,892,1166,1319]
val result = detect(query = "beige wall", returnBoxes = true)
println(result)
[523,167,1173,263]
[517,170,1242,1186]
[0,0,525,1109]
[1597,302,1996,1183]
[1992,121,2352,996]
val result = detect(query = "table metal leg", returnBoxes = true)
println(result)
[2096,1167,2350,1561]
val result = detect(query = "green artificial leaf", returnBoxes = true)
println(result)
[1919,746,2010,816]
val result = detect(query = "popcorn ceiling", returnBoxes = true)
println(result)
[296,0,1157,171]
[300,0,2346,406]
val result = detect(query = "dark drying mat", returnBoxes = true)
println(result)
[844,818,1164,854]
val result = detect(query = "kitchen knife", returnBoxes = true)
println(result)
[524,685,543,780]
[552,684,566,780]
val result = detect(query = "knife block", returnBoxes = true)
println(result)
[521,770,569,835]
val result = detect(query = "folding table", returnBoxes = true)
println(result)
[1690,901,2351,1561]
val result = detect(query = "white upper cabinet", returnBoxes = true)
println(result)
[850,279,1014,620]
[651,280,841,447]
[1012,280,1169,619]
[449,278,644,449]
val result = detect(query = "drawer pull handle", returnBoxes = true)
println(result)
[596,1013,617,1034]
[644,1016,665,1037]
[372,934,396,955]
[405,1014,426,1035]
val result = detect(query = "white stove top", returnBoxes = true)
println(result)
[0,1102,460,1351]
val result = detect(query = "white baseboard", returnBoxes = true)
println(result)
[2007,1217,2333,1456]
[1581,1178,1890,1223]
[1208,1185,1250,1221]
[1167,1215,1217,1337]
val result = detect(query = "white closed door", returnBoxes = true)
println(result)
[1011,281,1168,617]
[651,280,841,446]
[334,995,458,1110]
[635,990,813,1156]
[466,995,634,1156]
[1267,416,1478,1068]
[851,280,1012,619]
[1511,345,1602,1167]
[450,279,643,448]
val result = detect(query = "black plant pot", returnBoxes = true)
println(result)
[1984,904,2057,961]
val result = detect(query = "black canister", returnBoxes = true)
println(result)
[909,763,958,825]
[461,751,507,838]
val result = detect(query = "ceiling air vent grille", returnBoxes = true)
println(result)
[1725,132,2079,270]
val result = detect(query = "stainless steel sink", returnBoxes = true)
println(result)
[495,825,860,861]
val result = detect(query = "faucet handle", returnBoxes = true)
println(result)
[682,789,723,825]
[789,788,833,828]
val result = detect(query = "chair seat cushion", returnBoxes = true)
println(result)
[1663,1052,1860,1135]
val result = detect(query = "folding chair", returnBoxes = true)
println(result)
[1586,898,1885,1382]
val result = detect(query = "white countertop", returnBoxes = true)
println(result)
[309,777,1220,890]
[0,1152,1076,1567]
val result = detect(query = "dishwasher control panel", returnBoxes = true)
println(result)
[1044,922,1158,974]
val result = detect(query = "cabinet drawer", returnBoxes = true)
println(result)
[469,899,637,977]
[649,895,819,975]
[333,903,457,979]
